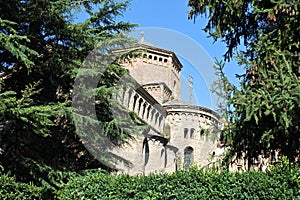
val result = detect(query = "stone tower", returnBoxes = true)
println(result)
[109,33,223,174]
[116,33,182,104]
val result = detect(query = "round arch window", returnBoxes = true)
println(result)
[184,146,194,170]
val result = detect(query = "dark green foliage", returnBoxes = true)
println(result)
[0,159,299,199]
[0,173,51,199]
[188,0,300,163]
[57,161,300,199]
[0,0,136,185]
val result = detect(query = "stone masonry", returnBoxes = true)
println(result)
[109,35,224,175]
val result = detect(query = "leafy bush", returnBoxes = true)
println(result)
[57,164,300,200]
[1,160,299,199]
[0,174,50,199]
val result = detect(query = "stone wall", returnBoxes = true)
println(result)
[164,103,223,170]
[111,43,223,174]
[110,77,176,175]
[142,83,173,104]
[117,45,182,101]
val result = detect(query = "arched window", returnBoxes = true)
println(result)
[142,103,147,118]
[184,147,194,170]
[132,94,138,111]
[190,128,195,139]
[138,98,143,114]
[146,106,151,119]
[184,128,188,138]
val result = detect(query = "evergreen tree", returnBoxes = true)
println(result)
[188,1,300,165]
[0,0,136,184]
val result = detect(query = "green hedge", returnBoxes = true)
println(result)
[1,162,299,199]
[57,164,300,200]
[0,174,51,199]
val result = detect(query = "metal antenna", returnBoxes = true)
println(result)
[189,75,193,104]
[141,31,145,43]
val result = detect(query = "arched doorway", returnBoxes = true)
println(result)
[184,146,194,170]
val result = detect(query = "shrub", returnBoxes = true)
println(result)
[0,174,50,199]
[1,160,299,199]
[57,164,300,200]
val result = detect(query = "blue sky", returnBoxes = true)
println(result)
[119,0,243,110]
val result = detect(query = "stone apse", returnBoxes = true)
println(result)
[109,38,223,175]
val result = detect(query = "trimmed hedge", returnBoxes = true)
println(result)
[1,162,299,199]
[0,174,51,199]
[57,164,300,200]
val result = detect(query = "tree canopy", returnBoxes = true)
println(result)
[188,0,300,165]
[0,0,136,184]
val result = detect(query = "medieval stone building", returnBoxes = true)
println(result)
[110,34,224,175]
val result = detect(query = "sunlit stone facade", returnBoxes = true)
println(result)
[110,38,223,175]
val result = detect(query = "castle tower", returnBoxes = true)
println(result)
[116,32,182,104]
